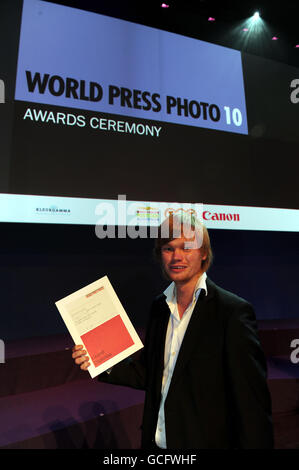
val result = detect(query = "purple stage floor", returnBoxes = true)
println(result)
[0,379,144,448]
[1,320,299,449]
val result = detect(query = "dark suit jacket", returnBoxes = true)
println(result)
[99,278,274,449]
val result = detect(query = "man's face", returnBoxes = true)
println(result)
[161,236,206,286]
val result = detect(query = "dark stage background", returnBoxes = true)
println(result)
[1,223,298,341]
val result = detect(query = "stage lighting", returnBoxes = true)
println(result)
[208,17,215,22]
[241,9,264,36]
[161,3,169,7]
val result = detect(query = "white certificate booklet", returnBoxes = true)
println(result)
[55,275,143,378]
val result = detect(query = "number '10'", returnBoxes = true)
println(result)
[224,106,242,126]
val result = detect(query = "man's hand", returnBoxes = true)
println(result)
[72,345,91,370]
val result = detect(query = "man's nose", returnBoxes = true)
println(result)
[172,248,184,260]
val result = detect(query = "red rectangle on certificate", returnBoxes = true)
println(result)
[81,315,134,368]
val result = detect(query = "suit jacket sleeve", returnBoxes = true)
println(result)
[225,301,274,448]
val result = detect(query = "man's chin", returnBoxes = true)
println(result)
[166,269,189,281]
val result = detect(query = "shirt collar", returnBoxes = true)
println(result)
[163,271,208,305]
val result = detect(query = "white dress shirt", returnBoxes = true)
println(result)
[154,272,208,448]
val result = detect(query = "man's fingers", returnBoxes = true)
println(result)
[72,346,86,359]
[75,354,91,369]
[74,354,86,363]
[80,360,91,370]
[71,344,90,370]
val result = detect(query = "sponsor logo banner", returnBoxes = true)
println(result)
[0,193,298,232]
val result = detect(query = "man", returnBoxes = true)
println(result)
[72,214,274,449]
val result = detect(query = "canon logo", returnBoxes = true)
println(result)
[0,79,5,104]
[203,211,240,222]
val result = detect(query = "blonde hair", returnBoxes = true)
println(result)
[154,213,213,272]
